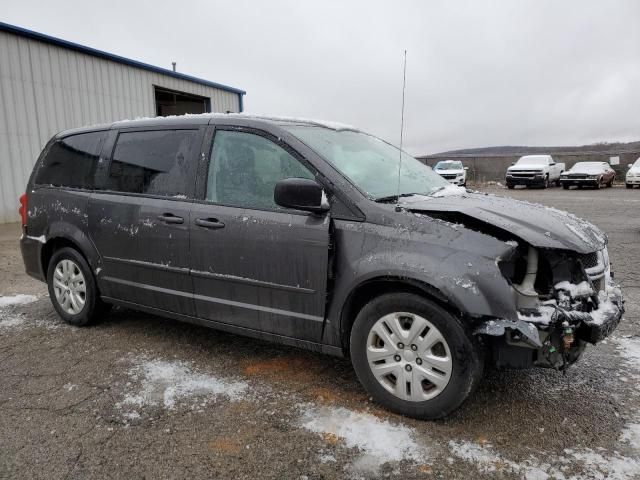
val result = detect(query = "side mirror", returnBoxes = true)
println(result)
[464,166,469,170]
[549,162,556,166]
[510,162,515,166]
[274,178,329,213]
[628,164,632,169]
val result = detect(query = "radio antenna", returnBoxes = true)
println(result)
[395,50,407,212]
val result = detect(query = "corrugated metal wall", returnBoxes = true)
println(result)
[0,30,241,223]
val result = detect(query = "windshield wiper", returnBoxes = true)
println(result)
[374,192,423,203]
[428,186,447,195]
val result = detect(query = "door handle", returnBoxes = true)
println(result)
[195,218,225,229]
[157,213,184,224]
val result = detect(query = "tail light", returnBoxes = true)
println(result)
[18,193,27,226]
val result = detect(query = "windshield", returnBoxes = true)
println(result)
[633,158,640,168]
[571,162,602,171]
[283,126,449,199]
[434,161,463,170]
[516,156,549,166]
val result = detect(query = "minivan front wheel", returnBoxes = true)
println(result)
[350,293,483,420]
[47,247,107,326]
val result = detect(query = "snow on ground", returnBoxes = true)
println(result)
[116,357,249,416]
[0,294,37,308]
[616,336,640,366]
[449,440,640,480]
[299,405,430,473]
[0,294,38,330]
[615,336,640,450]
[450,338,640,480]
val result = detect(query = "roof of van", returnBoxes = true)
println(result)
[57,114,360,137]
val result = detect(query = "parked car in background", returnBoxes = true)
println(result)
[626,158,640,189]
[19,115,623,420]
[505,155,565,189]
[433,160,468,186]
[560,162,615,189]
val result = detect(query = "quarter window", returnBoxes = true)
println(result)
[207,130,314,209]
[35,132,106,189]
[107,130,199,197]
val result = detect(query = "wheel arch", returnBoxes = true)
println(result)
[339,276,463,356]
[41,232,98,278]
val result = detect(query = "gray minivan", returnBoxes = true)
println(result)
[19,114,624,419]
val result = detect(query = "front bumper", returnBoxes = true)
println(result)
[626,177,640,185]
[505,174,546,186]
[559,178,599,186]
[476,284,624,370]
[437,174,465,185]
[446,177,465,185]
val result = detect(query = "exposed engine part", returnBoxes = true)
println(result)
[511,246,539,309]
[561,321,574,350]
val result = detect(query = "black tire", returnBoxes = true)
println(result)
[562,184,569,190]
[46,247,109,326]
[627,184,633,189]
[542,175,549,189]
[349,293,484,420]
[607,178,613,188]
[595,177,602,189]
[507,185,515,190]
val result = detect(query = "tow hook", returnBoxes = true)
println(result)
[561,321,574,351]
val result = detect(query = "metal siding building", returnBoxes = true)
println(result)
[0,22,245,223]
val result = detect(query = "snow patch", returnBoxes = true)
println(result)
[450,440,640,479]
[616,337,640,365]
[0,295,38,331]
[430,185,467,198]
[299,405,429,473]
[0,294,38,308]
[117,358,248,413]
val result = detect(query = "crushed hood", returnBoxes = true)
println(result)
[402,192,606,254]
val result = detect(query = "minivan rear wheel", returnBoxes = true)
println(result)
[47,247,108,326]
[350,292,483,420]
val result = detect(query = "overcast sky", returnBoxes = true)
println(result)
[4,0,640,154]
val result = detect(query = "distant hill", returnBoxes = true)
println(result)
[429,141,640,157]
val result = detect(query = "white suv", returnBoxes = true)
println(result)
[626,158,640,189]
[433,160,467,186]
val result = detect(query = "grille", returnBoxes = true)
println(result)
[580,252,600,269]
[441,174,457,179]
[568,174,588,179]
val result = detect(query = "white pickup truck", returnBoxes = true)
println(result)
[505,155,565,189]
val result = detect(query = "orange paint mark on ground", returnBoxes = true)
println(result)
[322,432,340,446]
[208,438,242,454]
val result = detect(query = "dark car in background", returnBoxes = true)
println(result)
[559,162,616,189]
[19,114,623,419]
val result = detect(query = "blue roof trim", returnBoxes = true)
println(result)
[0,21,246,97]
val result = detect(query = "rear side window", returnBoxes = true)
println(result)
[35,132,105,188]
[107,130,199,197]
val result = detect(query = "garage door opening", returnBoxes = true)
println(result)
[155,87,211,116]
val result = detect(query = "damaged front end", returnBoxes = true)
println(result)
[477,244,624,371]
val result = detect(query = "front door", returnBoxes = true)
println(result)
[89,127,202,315]
[190,128,330,342]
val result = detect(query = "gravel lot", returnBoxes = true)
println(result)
[1,185,639,479]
